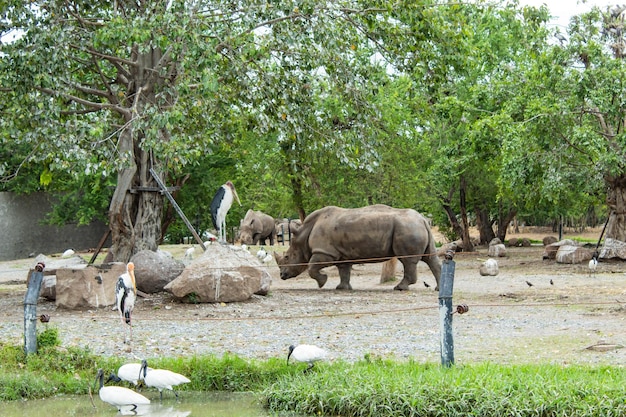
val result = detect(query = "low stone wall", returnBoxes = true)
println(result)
[0,192,110,261]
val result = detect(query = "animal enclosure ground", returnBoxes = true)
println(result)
[0,226,624,365]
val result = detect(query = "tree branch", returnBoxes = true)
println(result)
[38,87,131,118]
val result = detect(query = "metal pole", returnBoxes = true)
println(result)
[24,262,45,355]
[149,168,206,251]
[439,251,456,367]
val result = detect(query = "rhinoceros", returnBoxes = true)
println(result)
[239,209,276,245]
[274,205,441,290]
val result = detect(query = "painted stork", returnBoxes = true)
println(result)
[210,181,241,243]
[287,344,329,371]
[139,359,191,400]
[95,369,150,413]
[116,262,137,344]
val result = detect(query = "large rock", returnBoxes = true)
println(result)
[164,245,272,303]
[55,263,127,309]
[131,250,185,294]
[556,245,593,264]
[26,254,89,301]
[542,239,577,260]
[600,238,626,260]
[488,243,507,257]
[543,236,558,246]
[479,258,499,276]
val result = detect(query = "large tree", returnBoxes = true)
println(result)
[0,1,396,260]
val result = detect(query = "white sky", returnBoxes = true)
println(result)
[516,0,620,29]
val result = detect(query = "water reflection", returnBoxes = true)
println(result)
[1,392,273,416]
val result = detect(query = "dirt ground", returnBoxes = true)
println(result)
[0,226,625,365]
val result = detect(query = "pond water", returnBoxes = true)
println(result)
[1,392,282,416]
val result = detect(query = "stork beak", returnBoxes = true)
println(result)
[233,188,241,206]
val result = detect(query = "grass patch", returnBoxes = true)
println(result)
[0,342,625,416]
[264,360,626,416]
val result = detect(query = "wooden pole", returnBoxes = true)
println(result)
[149,168,206,251]
[439,252,456,367]
[24,261,45,354]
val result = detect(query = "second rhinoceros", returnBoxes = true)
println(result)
[274,204,441,290]
[239,209,276,245]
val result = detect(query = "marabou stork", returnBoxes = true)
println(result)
[287,344,329,371]
[210,181,241,243]
[94,369,150,413]
[139,359,191,400]
[116,262,137,344]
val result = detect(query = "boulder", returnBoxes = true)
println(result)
[542,239,577,260]
[488,243,507,257]
[164,244,272,303]
[489,238,502,246]
[556,245,593,264]
[599,238,626,260]
[131,249,185,294]
[40,275,56,300]
[507,237,519,247]
[521,238,532,247]
[479,258,499,276]
[543,236,558,246]
[26,254,89,301]
[55,263,127,309]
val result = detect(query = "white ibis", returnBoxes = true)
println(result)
[116,262,137,344]
[210,181,241,243]
[117,362,152,386]
[287,344,329,371]
[184,247,195,260]
[589,254,598,277]
[139,359,190,400]
[95,369,150,413]
[256,247,267,260]
[61,248,75,258]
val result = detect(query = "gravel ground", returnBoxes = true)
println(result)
[1,244,625,365]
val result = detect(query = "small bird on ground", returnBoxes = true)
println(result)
[184,247,195,260]
[550,279,554,286]
[62,248,75,258]
[262,254,273,263]
[525,280,533,287]
[588,253,598,277]
[95,369,150,413]
[287,344,329,371]
[256,247,267,260]
[139,359,190,400]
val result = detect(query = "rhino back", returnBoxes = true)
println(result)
[307,206,433,260]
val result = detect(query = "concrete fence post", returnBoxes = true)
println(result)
[439,252,456,367]
[24,261,45,354]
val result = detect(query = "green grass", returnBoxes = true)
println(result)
[0,341,625,416]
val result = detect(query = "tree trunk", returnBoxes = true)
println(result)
[496,208,517,242]
[459,176,474,252]
[107,47,169,263]
[475,207,496,245]
[604,174,626,242]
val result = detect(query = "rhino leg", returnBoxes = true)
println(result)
[424,252,442,291]
[336,264,353,290]
[394,258,418,291]
[308,254,329,288]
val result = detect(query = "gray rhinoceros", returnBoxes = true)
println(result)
[274,205,441,290]
[239,209,276,245]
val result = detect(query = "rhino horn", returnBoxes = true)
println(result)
[273,252,284,264]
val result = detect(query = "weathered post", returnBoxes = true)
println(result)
[24,261,45,354]
[439,250,455,367]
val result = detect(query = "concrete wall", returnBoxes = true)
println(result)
[0,192,110,261]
